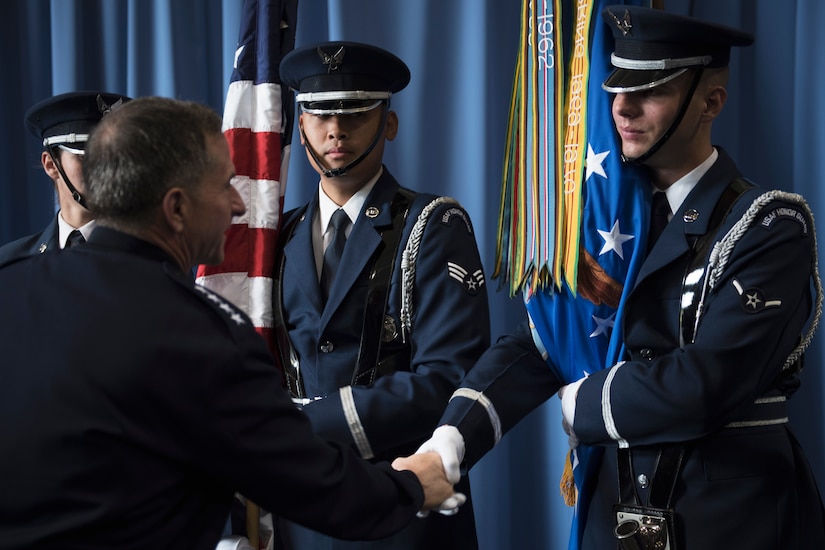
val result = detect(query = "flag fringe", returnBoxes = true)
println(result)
[560,449,577,507]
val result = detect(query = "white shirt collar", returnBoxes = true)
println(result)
[57,212,96,249]
[317,167,383,237]
[660,148,718,215]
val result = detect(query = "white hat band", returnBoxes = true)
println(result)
[610,52,713,71]
[43,133,90,147]
[295,90,391,103]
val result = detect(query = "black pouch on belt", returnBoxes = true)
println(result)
[613,445,684,550]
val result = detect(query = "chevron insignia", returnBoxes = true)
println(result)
[447,262,485,295]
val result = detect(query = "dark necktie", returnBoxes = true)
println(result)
[66,229,86,248]
[320,209,350,302]
[647,191,670,253]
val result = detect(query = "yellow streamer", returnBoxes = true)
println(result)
[556,0,595,291]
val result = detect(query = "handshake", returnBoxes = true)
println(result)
[391,426,467,516]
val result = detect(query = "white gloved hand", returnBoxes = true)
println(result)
[559,378,585,449]
[431,491,467,516]
[561,415,579,450]
[415,491,467,518]
[415,425,466,517]
[415,425,465,484]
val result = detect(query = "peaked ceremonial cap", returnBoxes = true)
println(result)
[601,5,754,92]
[280,41,410,115]
[25,91,131,153]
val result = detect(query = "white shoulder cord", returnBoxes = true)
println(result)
[400,197,459,343]
[693,191,823,371]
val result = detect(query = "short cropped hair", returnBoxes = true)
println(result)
[84,96,223,227]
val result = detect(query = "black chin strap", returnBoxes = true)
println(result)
[622,68,704,166]
[47,147,88,209]
[301,101,390,178]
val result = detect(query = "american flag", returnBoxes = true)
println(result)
[196,0,298,360]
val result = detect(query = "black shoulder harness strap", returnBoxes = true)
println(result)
[350,188,415,387]
[679,177,754,345]
[273,188,415,398]
[273,205,307,397]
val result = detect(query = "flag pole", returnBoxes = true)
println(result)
[246,501,260,549]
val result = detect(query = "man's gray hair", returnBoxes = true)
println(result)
[84,96,223,227]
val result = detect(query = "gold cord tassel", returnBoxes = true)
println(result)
[560,449,577,507]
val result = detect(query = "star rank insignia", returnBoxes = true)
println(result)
[194,285,247,326]
[447,262,485,295]
[732,277,781,314]
[607,8,632,36]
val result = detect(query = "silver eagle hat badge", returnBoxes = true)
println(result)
[318,45,345,72]
[608,8,632,36]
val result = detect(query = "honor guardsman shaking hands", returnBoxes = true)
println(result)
[414,6,825,550]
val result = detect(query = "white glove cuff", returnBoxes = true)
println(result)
[560,378,585,429]
[415,425,465,484]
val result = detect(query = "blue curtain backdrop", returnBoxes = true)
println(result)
[0,1,822,548]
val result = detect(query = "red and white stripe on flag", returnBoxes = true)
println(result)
[196,0,298,359]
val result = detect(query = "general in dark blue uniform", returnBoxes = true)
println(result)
[0,96,453,549]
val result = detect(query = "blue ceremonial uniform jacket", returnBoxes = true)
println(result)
[0,227,426,550]
[440,149,825,549]
[0,215,58,263]
[276,168,490,549]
